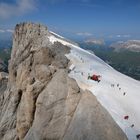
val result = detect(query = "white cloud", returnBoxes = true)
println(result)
[123,34,131,38]
[109,34,131,38]
[116,35,121,38]
[6,29,14,33]
[0,0,36,19]
[0,29,14,33]
[0,29,5,33]
[116,34,131,38]
[76,32,93,36]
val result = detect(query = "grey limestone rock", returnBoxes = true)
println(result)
[0,23,127,140]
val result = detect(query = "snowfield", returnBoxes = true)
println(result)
[48,32,140,140]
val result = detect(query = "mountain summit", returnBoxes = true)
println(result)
[0,23,138,140]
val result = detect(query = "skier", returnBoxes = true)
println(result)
[123,92,126,96]
[124,115,129,120]
[136,134,140,139]
[117,84,119,87]
[130,124,134,128]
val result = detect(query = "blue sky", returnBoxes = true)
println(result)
[0,0,140,40]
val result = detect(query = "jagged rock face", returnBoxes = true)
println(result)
[0,23,127,140]
[0,73,8,112]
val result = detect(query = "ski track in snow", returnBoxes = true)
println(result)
[48,33,140,140]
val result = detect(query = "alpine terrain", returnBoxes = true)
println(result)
[0,23,139,140]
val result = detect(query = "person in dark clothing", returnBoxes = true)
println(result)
[117,84,119,87]
[136,134,140,139]
[124,115,129,120]
[123,92,126,96]
[130,124,134,128]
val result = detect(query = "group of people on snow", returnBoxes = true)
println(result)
[111,83,140,139]
[68,60,140,139]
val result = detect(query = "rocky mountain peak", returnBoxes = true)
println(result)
[0,23,127,140]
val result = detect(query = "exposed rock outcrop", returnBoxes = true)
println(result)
[0,72,8,112]
[0,72,8,80]
[0,23,127,140]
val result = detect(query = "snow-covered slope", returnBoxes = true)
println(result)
[48,32,140,140]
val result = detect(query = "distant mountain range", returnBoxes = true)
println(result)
[82,38,140,53]
[110,40,140,52]
[0,39,11,72]
[79,39,140,81]
[84,38,105,46]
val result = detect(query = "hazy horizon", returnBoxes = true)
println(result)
[0,0,140,41]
